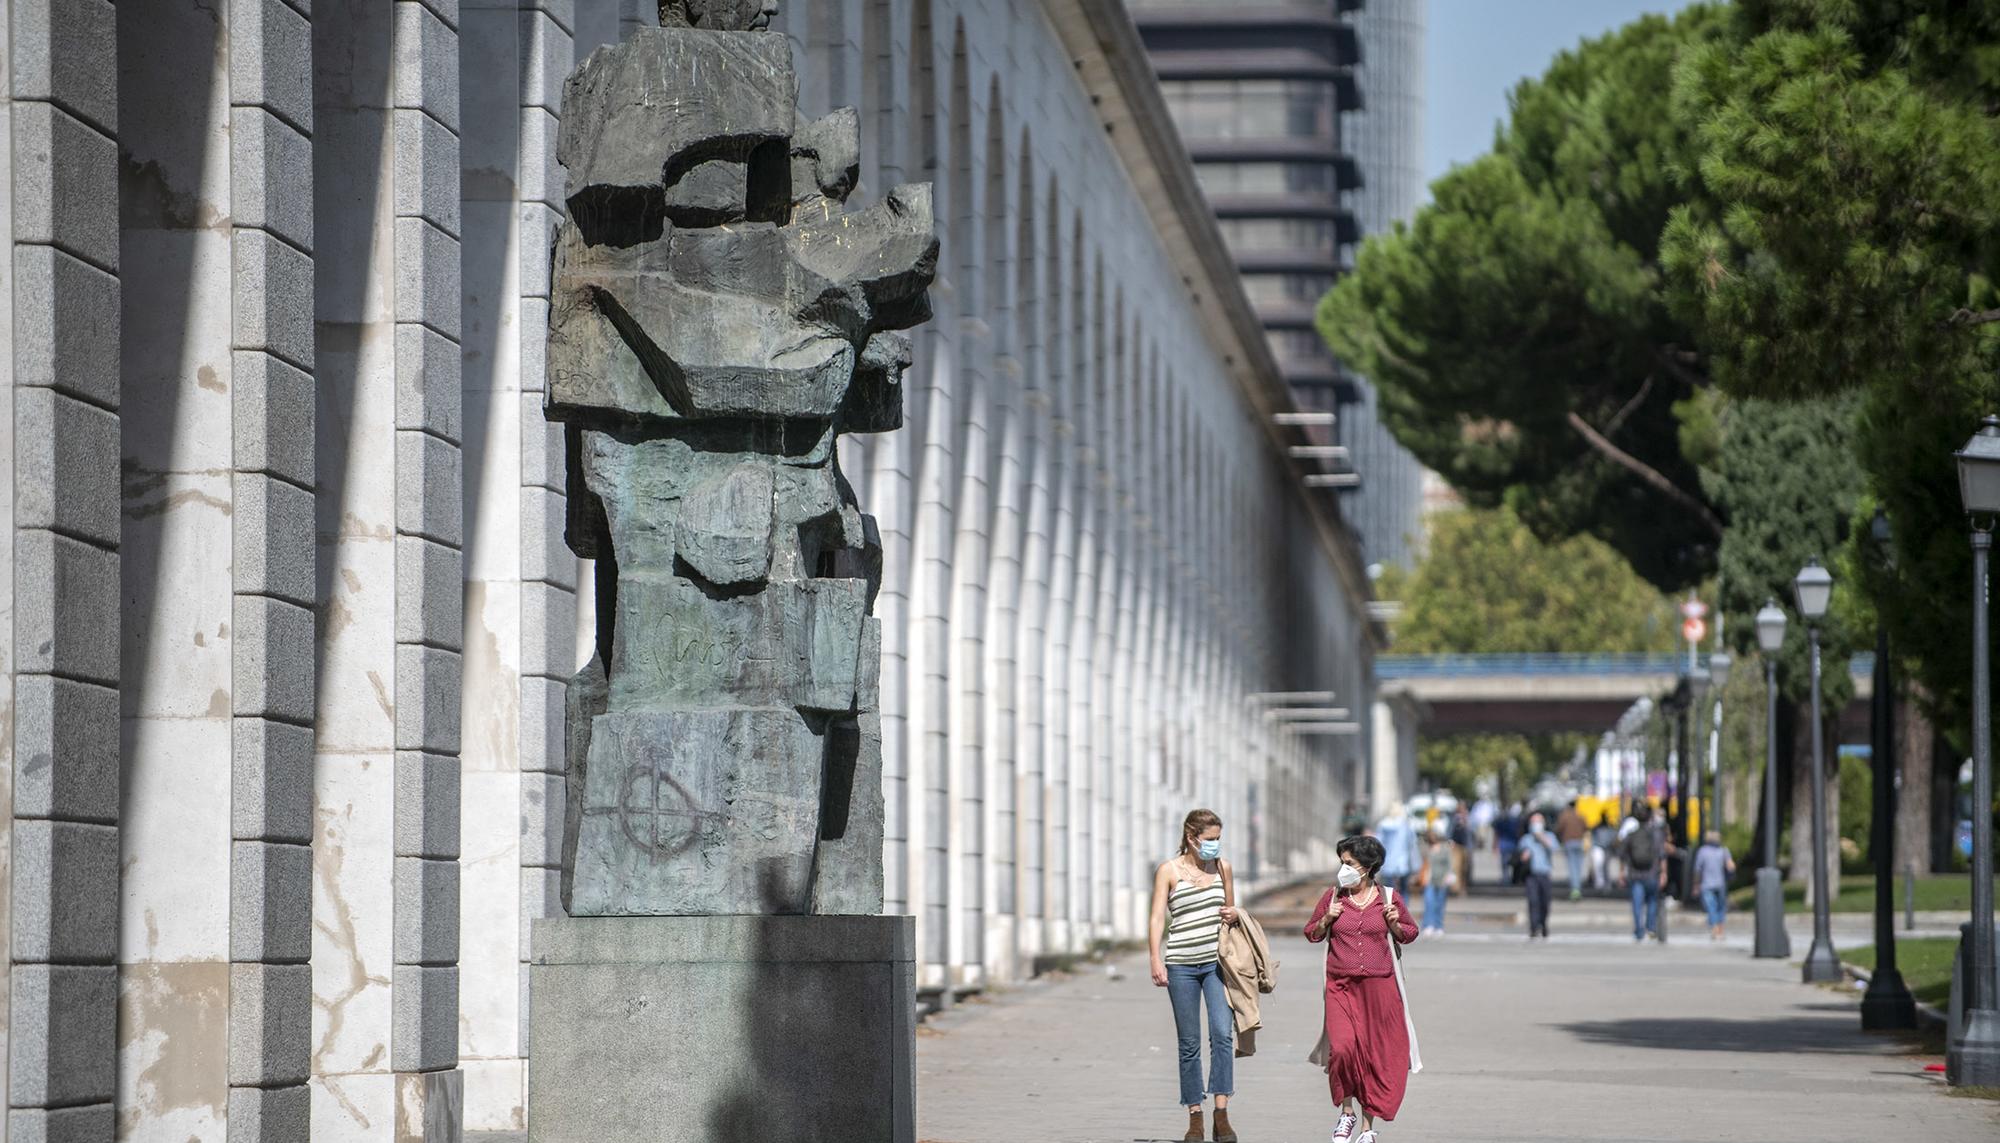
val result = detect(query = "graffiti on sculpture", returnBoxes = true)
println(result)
[545,0,936,917]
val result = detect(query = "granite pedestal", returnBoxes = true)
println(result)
[528,915,916,1143]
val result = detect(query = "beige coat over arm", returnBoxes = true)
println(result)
[1218,910,1278,1057]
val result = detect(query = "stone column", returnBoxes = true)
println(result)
[311,2,464,1137]
[6,3,122,1139]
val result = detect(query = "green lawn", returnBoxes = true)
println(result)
[1842,936,1958,1008]
[1724,874,1971,915]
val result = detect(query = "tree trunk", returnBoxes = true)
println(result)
[1788,698,1842,905]
[1894,690,1933,881]
[1931,725,1959,872]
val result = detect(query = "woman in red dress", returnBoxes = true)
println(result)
[1304,834,1418,1142]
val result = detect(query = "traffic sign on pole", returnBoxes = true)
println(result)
[1683,616,1707,643]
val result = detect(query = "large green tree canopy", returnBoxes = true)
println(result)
[1320,7,1731,592]
[1661,0,2000,729]
[1384,506,1679,654]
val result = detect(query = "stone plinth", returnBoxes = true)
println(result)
[528,915,915,1143]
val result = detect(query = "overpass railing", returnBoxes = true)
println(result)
[1376,654,1692,678]
[1376,652,1877,679]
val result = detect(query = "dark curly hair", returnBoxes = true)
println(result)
[1336,834,1385,878]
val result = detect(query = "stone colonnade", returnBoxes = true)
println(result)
[0,1,1374,1139]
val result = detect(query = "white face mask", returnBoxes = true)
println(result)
[1336,865,1363,889]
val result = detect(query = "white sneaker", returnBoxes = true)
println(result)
[1332,1113,1358,1141]
[1355,1132,1379,1143]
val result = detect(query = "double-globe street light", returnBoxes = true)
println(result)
[1795,557,1842,984]
[1947,415,2000,1086]
[1754,599,1791,958]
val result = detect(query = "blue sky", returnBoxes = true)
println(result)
[1424,0,1696,185]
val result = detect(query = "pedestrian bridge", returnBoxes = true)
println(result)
[1375,653,1876,734]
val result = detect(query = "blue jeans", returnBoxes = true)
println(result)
[1630,877,1662,939]
[1422,881,1448,931]
[1166,962,1233,1107]
[1701,887,1728,928]
[1563,840,1586,895]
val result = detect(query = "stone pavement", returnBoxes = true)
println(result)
[914,927,2000,1143]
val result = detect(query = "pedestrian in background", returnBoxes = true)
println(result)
[1589,815,1617,892]
[1148,809,1240,1142]
[1417,827,1453,935]
[1618,803,1671,942]
[1306,835,1420,1143]
[1693,830,1736,941]
[1555,799,1588,901]
[1449,807,1473,890]
[1374,802,1419,898]
[1493,805,1522,887]
[1515,812,1557,939]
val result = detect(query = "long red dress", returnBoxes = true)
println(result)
[1304,885,1417,1120]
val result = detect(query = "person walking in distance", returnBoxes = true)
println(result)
[1618,802,1672,941]
[1417,827,1453,935]
[1555,799,1589,901]
[1306,836,1420,1143]
[1149,809,1240,1142]
[1515,812,1558,939]
[1590,815,1617,892]
[1692,830,1737,940]
[1374,801,1419,897]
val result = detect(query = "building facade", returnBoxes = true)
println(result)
[1133,0,1428,571]
[0,1,1376,1140]
[1341,0,1427,570]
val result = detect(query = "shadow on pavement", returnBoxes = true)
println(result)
[1553,1015,1882,1055]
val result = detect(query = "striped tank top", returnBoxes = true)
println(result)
[1163,873,1226,965]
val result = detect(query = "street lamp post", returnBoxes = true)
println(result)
[1796,557,1842,984]
[1754,599,1791,958]
[1680,669,1709,907]
[1862,509,1917,1029]
[1706,651,1732,843]
[1947,415,2000,1086]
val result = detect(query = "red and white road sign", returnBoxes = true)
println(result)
[1682,616,1707,642]
[1680,599,1709,620]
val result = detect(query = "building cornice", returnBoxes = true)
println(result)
[1039,0,1383,650]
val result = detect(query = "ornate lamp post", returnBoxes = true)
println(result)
[1754,599,1791,958]
[1795,557,1842,983]
[1861,508,1916,1029]
[1947,416,2000,1085]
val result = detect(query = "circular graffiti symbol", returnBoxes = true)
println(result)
[616,753,725,863]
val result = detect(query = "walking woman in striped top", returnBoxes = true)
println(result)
[1149,808,1240,1142]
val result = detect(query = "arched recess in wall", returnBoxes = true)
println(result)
[947,22,975,325]
[1070,213,1086,436]
[863,0,896,189]
[902,0,937,432]
[909,0,937,177]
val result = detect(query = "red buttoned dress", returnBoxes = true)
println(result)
[1304,886,1418,1120]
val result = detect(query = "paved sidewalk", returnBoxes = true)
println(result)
[914,931,2000,1143]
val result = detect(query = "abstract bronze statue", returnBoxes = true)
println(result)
[545,7,936,918]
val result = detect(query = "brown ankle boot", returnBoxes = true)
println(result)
[1213,1107,1237,1142]
[1182,1109,1203,1141]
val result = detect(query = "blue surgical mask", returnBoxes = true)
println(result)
[1197,839,1221,861]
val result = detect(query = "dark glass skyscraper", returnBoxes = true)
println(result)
[1133,0,1428,569]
